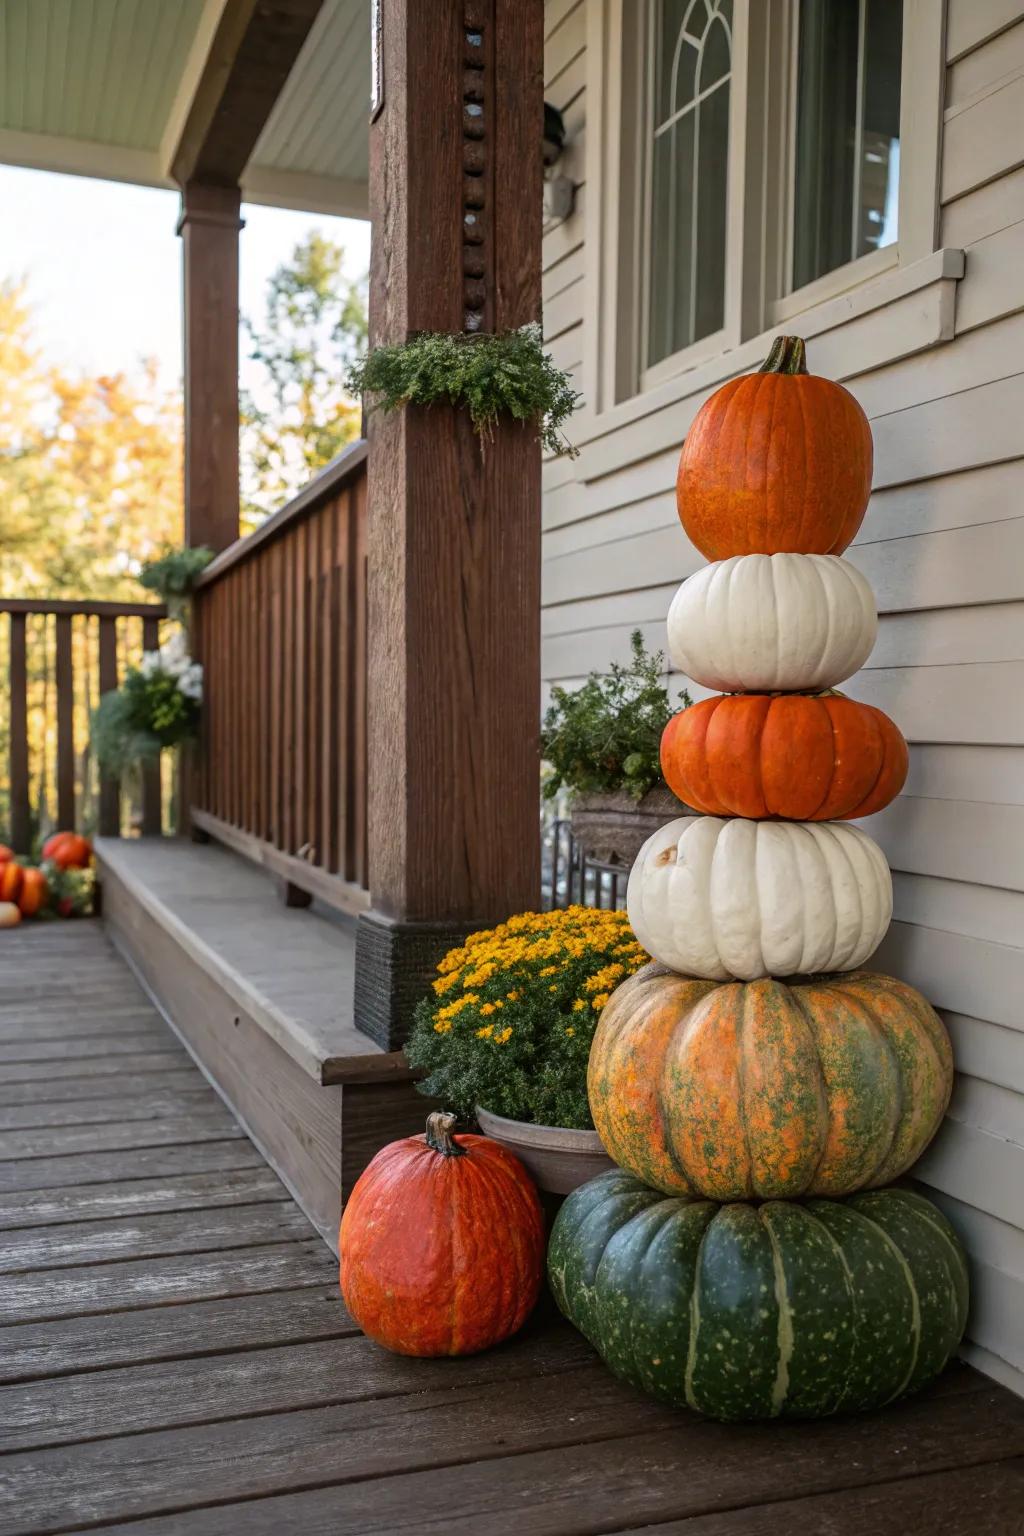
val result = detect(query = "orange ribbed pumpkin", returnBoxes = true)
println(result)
[340,1111,544,1357]
[661,692,907,820]
[17,868,48,918]
[41,831,92,870]
[677,337,873,558]
[588,964,953,1200]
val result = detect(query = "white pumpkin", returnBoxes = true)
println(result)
[627,816,892,981]
[667,553,876,693]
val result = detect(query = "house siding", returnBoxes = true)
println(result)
[542,0,1024,1396]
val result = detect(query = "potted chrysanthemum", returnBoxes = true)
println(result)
[404,906,650,1193]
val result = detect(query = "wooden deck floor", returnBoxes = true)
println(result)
[3,922,1024,1536]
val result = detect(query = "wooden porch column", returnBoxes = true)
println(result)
[177,182,243,553]
[354,0,544,1048]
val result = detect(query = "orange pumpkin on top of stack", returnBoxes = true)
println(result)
[548,338,968,1424]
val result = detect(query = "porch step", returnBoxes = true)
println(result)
[95,838,430,1254]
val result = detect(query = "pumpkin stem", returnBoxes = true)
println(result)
[760,336,808,376]
[425,1110,467,1157]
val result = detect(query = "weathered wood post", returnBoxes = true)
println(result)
[176,181,243,554]
[354,0,545,1048]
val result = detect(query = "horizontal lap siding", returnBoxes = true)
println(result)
[542,0,1024,1394]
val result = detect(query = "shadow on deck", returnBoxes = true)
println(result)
[2,920,1024,1534]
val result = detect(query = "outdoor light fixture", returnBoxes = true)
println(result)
[543,100,576,226]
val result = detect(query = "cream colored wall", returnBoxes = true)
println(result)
[543,0,1024,1395]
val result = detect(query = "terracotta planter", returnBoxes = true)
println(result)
[475,1105,615,1195]
[570,784,687,867]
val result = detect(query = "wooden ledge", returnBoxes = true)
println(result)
[95,837,405,1086]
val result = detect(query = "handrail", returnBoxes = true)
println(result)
[197,439,369,587]
[0,599,167,619]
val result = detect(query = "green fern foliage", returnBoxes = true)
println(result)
[347,323,581,456]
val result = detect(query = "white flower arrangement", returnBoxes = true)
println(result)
[138,631,203,702]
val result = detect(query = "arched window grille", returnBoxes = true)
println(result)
[645,0,732,369]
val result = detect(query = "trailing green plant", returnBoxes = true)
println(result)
[139,546,213,621]
[347,323,581,456]
[541,630,691,803]
[93,631,202,774]
[405,907,649,1129]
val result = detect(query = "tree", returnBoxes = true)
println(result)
[0,280,183,601]
[240,232,367,526]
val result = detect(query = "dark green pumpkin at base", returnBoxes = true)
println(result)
[548,1169,968,1422]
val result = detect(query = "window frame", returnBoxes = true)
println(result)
[583,0,945,418]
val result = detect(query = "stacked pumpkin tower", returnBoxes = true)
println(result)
[549,337,970,1423]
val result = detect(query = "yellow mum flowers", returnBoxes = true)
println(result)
[406,906,650,1130]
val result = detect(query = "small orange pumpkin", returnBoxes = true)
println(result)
[41,831,92,870]
[661,693,908,821]
[17,868,49,918]
[0,901,22,928]
[0,862,23,903]
[0,844,13,864]
[340,1111,544,1357]
[677,336,873,558]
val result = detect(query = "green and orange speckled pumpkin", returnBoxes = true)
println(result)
[340,1111,544,1357]
[660,692,908,821]
[588,963,953,1200]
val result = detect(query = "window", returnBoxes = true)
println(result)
[587,0,944,417]
[644,0,733,368]
[790,0,903,293]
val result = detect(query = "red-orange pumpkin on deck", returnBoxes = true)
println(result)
[677,336,873,558]
[340,1111,545,1357]
[17,868,49,918]
[0,862,23,903]
[661,692,908,821]
[42,831,92,870]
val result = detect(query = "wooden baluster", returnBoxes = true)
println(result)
[270,541,284,848]
[322,496,341,875]
[352,475,368,890]
[8,613,30,854]
[97,617,120,837]
[140,615,163,835]
[54,613,75,830]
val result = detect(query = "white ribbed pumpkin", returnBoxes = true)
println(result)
[667,553,876,693]
[627,817,892,981]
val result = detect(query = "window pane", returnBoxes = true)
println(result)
[647,0,731,368]
[791,0,902,292]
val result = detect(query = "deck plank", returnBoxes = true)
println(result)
[618,1457,1024,1532]
[0,1138,265,1194]
[2,1050,188,1084]
[0,1285,345,1384]
[0,1166,291,1231]
[3,922,1024,1536]
[0,1090,232,1131]
[0,1238,331,1324]
[0,1113,243,1160]
[0,1202,314,1274]
[0,1323,594,1451]
[11,1374,1020,1536]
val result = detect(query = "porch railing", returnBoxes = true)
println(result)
[190,440,370,916]
[0,598,167,852]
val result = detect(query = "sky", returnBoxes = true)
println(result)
[0,164,371,392]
